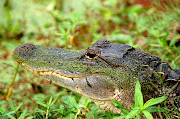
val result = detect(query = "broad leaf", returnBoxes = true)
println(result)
[142,110,153,119]
[113,115,127,119]
[143,96,167,109]
[69,97,78,108]
[125,107,140,119]
[135,115,141,119]
[134,80,143,108]
[111,100,129,115]
[146,106,166,112]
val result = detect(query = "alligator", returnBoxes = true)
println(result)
[13,39,179,116]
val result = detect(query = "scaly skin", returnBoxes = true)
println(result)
[13,39,179,115]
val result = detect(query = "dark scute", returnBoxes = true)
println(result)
[150,61,159,67]
[168,68,180,81]
[92,38,110,46]
[156,62,171,77]
[100,56,125,67]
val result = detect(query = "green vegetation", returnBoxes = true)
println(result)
[0,0,180,118]
[112,81,167,119]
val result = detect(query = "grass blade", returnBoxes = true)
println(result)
[48,96,53,107]
[16,102,23,111]
[8,99,15,111]
[36,101,47,108]
[18,109,27,119]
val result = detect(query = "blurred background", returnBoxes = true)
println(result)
[0,0,180,118]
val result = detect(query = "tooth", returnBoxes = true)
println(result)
[21,63,84,80]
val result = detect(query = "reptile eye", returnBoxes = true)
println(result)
[86,52,96,58]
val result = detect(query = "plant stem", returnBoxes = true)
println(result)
[46,108,49,119]
[6,64,19,101]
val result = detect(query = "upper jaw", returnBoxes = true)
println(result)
[20,62,93,79]
[13,43,113,80]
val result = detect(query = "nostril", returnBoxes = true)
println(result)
[21,45,26,48]
[13,43,36,59]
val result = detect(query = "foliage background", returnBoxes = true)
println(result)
[0,0,180,118]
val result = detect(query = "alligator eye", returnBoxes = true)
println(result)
[86,52,96,58]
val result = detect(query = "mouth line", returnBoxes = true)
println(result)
[20,62,91,80]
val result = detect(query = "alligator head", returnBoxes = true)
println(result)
[13,39,180,115]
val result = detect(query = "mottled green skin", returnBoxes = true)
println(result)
[13,39,180,114]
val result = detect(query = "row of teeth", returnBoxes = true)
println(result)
[21,63,81,80]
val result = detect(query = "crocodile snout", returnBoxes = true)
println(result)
[13,43,36,60]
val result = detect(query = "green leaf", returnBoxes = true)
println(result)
[48,96,53,107]
[0,100,6,105]
[158,39,167,48]
[7,114,16,119]
[36,101,47,108]
[105,111,112,119]
[35,108,46,113]
[111,100,129,115]
[111,100,124,108]
[121,109,130,115]
[92,109,98,119]
[26,116,34,119]
[32,93,46,102]
[170,35,180,46]
[16,102,23,111]
[82,97,91,108]
[127,5,142,14]
[69,97,78,109]
[146,106,166,112]
[135,115,141,119]
[134,80,143,108]
[125,108,140,119]
[51,95,59,107]
[113,115,126,119]
[5,111,16,116]
[18,109,27,119]
[59,105,64,114]
[143,96,167,109]
[8,99,15,111]
[142,110,153,119]
[61,96,70,105]
[66,113,75,119]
